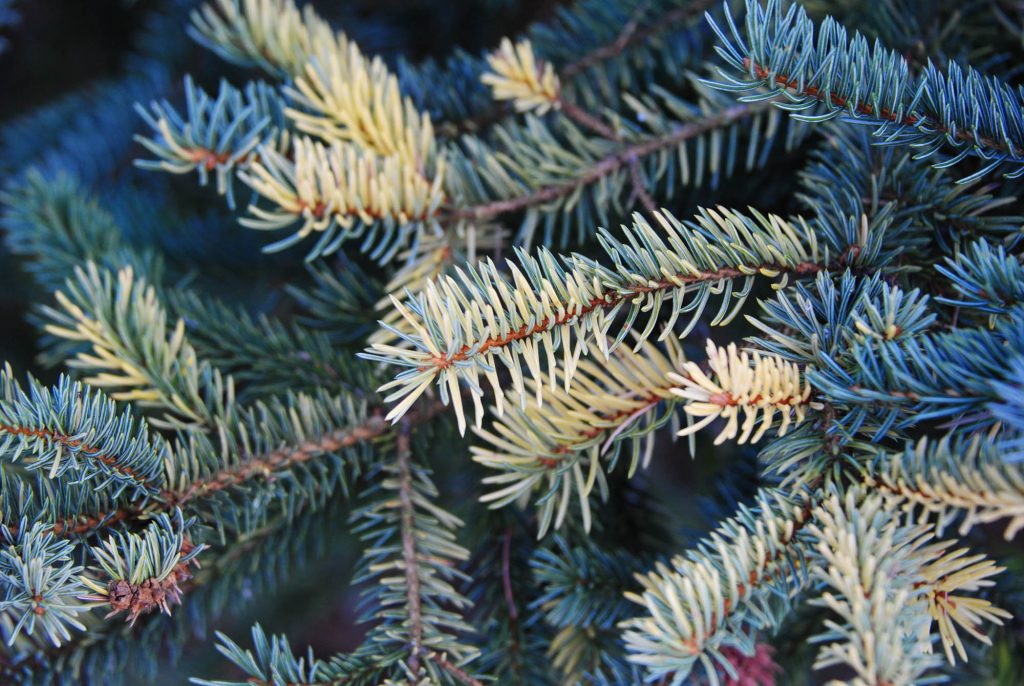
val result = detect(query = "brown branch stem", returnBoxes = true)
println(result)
[558,100,618,140]
[501,529,518,621]
[450,0,716,136]
[424,259,825,371]
[20,401,447,541]
[163,415,391,507]
[628,156,658,214]
[396,421,423,674]
[428,652,486,686]
[560,0,717,80]
[680,501,815,656]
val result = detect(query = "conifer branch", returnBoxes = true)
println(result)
[871,436,1024,540]
[166,415,390,507]
[450,103,765,222]
[134,77,287,209]
[936,239,1024,316]
[428,652,485,686]
[622,488,814,683]
[0,373,164,496]
[9,0,1024,683]
[41,263,223,430]
[451,0,719,134]
[366,206,825,434]
[0,423,153,491]
[706,0,1024,182]
[482,39,562,116]
[472,337,687,536]
[347,422,478,681]
[396,423,424,674]
[806,489,941,684]
[559,0,716,80]
[671,340,822,446]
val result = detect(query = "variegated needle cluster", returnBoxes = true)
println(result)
[808,489,1010,681]
[186,0,445,256]
[195,0,439,165]
[239,137,446,238]
[366,207,823,435]
[482,38,561,114]
[671,341,822,445]
[472,337,687,536]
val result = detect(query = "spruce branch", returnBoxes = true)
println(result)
[750,272,936,369]
[163,411,390,509]
[449,102,768,223]
[10,0,1024,683]
[79,512,203,626]
[481,38,620,140]
[0,522,86,648]
[11,397,444,550]
[806,488,942,684]
[795,122,1024,271]
[0,172,159,295]
[455,0,719,133]
[482,39,562,116]
[916,548,1011,664]
[807,487,1011,679]
[279,27,438,171]
[937,239,1024,317]
[396,424,424,674]
[191,0,439,169]
[350,427,478,679]
[671,340,822,446]
[189,0,444,262]
[167,1,787,268]
[427,652,485,686]
[237,137,446,261]
[870,435,1024,541]
[168,288,380,401]
[622,487,813,684]
[807,308,1024,434]
[41,263,225,430]
[558,0,716,82]
[706,0,1024,182]
[472,336,687,537]
[533,536,648,684]
[0,369,164,497]
[365,206,824,434]
[134,76,288,209]
[189,0,338,78]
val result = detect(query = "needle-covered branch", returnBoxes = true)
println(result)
[364,206,824,434]
[706,0,1024,182]
[622,487,813,684]
[472,337,687,537]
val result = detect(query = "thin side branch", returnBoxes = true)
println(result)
[428,652,486,686]
[450,102,765,222]
[165,416,391,506]
[423,259,824,372]
[396,420,423,674]
[560,0,716,79]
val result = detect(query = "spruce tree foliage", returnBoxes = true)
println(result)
[2,0,1024,684]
